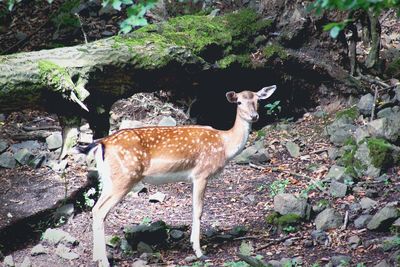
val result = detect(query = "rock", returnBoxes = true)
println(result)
[78,132,93,144]
[314,208,343,230]
[285,141,300,158]
[367,204,399,230]
[329,180,347,197]
[31,244,47,256]
[382,235,400,251]
[47,159,68,172]
[3,255,15,267]
[55,244,79,260]
[311,230,328,245]
[158,116,176,126]
[365,189,379,198]
[119,119,145,130]
[125,221,168,247]
[0,152,16,168]
[131,181,147,194]
[234,145,270,164]
[329,124,357,146]
[19,256,31,267]
[0,113,5,122]
[243,194,256,204]
[14,148,34,165]
[354,127,370,143]
[137,241,153,254]
[10,141,41,153]
[331,255,351,266]
[348,235,361,249]
[28,154,46,168]
[132,259,149,267]
[354,142,382,178]
[0,139,9,153]
[374,260,391,267]
[267,260,282,267]
[169,229,184,240]
[392,217,400,228]
[377,107,394,119]
[357,93,374,115]
[149,192,166,203]
[325,165,346,182]
[327,147,340,160]
[184,255,198,263]
[360,197,377,210]
[354,214,373,229]
[228,225,247,237]
[105,236,121,248]
[120,238,133,253]
[54,204,74,222]
[46,132,62,150]
[42,228,78,245]
[273,193,308,218]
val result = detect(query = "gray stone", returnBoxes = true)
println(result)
[125,221,168,246]
[357,93,374,115]
[137,241,153,254]
[377,107,394,119]
[30,244,47,256]
[0,152,16,168]
[327,147,340,160]
[10,141,41,153]
[359,197,377,210]
[19,256,31,267]
[105,236,121,248]
[374,260,391,267]
[184,255,198,263]
[234,145,257,164]
[353,127,370,143]
[3,255,15,267]
[47,159,68,172]
[158,116,176,127]
[46,132,62,150]
[348,235,361,249]
[235,145,270,164]
[367,205,399,230]
[382,235,400,251]
[311,230,328,245]
[329,124,357,146]
[120,238,133,253]
[354,142,381,178]
[0,139,9,153]
[314,208,343,230]
[354,214,373,229]
[42,228,78,245]
[132,259,149,267]
[267,260,282,267]
[28,154,46,169]
[55,244,79,260]
[331,255,351,266]
[273,193,308,218]
[14,148,34,165]
[325,165,346,181]
[131,181,147,194]
[54,204,74,222]
[169,229,184,240]
[329,180,347,198]
[78,132,93,144]
[149,192,166,203]
[119,120,145,130]
[285,141,300,158]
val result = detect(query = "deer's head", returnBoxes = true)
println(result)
[226,85,277,122]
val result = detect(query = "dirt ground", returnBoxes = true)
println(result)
[1,101,398,266]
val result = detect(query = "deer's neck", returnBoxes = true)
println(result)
[221,111,252,161]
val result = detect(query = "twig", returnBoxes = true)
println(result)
[341,210,349,230]
[75,13,88,44]
[22,125,61,131]
[307,148,328,155]
[370,84,379,121]
[255,235,293,251]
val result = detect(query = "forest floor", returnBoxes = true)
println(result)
[0,94,399,266]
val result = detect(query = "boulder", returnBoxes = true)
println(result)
[0,139,9,153]
[329,180,348,198]
[357,93,374,115]
[273,193,308,218]
[354,214,373,229]
[0,152,16,168]
[45,132,63,150]
[125,221,168,248]
[367,204,399,230]
[314,208,343,230]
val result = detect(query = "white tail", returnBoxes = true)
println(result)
[83,85,276,266]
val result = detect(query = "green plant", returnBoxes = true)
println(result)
[265,100,281,116]
[83,187,97,208]
[282,225,297,233]
[366,138,393,168]
[269,178,289,196]
[223,261,250,267]
[300,181,325,198]
[141,216,152,225]
[51,0,81,31]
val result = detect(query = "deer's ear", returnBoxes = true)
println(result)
[226,91,238,103]
[257,85,277,100]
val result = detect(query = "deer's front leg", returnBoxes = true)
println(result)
[191,177,207,258]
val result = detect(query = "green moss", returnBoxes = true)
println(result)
[276,214,302,226]
[338,138,362,178]
[112,9,271,68]
[335,106,359,121]
[38,60,73,91]
[386,57,400,78]
[366,138,393,168]
[263,44,288,60]
[265,211,280,224]
[217,54,251,68]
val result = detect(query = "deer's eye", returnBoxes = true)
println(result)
[237,101,242,105]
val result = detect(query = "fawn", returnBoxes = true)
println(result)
[79,85,276,266]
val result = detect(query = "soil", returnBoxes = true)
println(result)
[1,99,399,266]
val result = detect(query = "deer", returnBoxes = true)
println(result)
[78,85,277,266]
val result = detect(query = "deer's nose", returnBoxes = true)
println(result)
[251,114,259,122]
